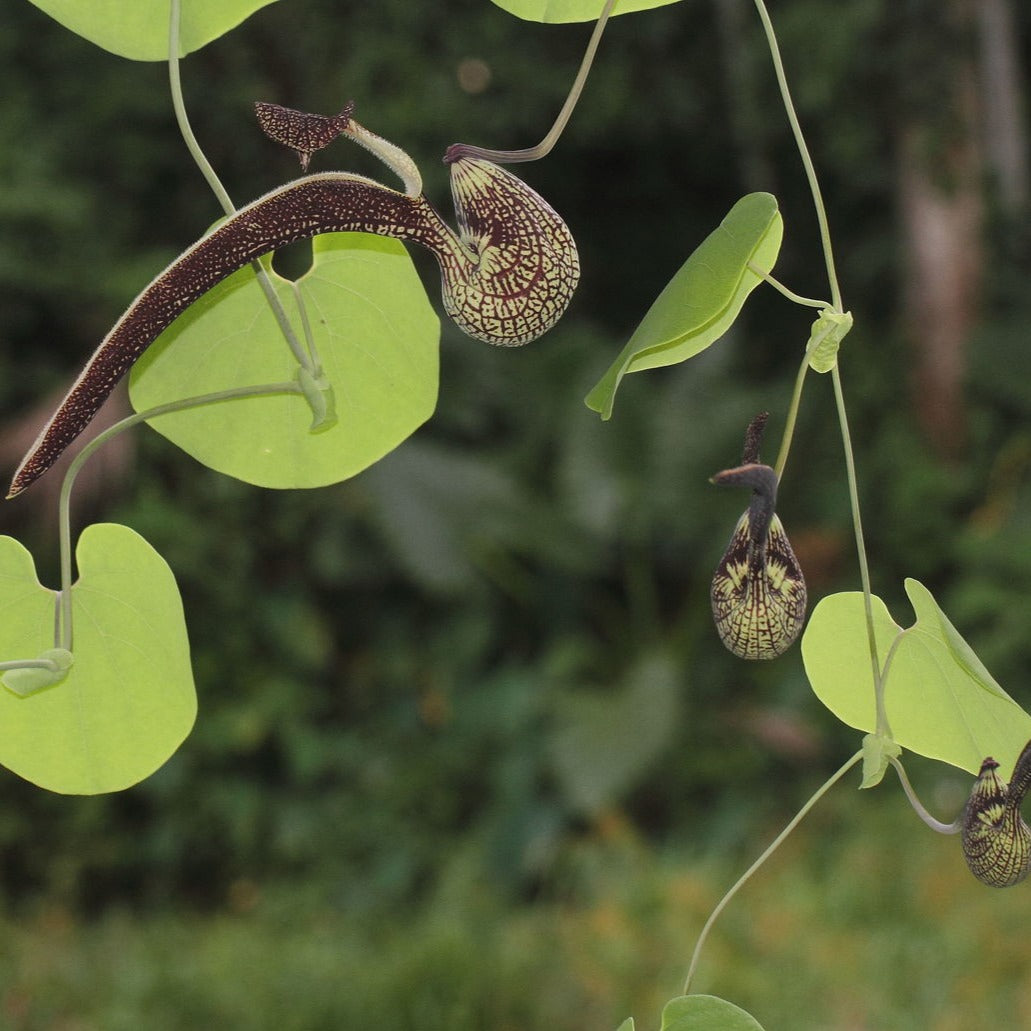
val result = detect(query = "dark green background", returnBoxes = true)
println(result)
[0,2,1030,1024]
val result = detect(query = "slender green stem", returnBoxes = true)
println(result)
[874,630,906,744]
[290,280,322,372]
[451,0,617,163]
[748,1,840,491]
[889,756,962,836]
[772,354,809,481]
[831,363,887,734]
[750,265,829,310]
[255,267,316,375]
[752,0,842,312]
[683,748,863,995]
[55,381,299,649]
[167,0,234,211]
[753,0,886,744]
[167,0,316,375]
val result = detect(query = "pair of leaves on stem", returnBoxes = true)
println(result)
[803,581,1031,780]
[804,582,1031,886]
[27,0,686,61]
[0,228,436,792]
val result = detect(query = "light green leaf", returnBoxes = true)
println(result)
[661,995,766,1031]
[0,525,196,795]
[585,193,782,419]
[615,1021,635,1031]
[26,0,278,61]
[801,580,1031,777]
[129,233,439,490]
[490,0,683,22]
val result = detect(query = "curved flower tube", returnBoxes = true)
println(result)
[8,113,578,498]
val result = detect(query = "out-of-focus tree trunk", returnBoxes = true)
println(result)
[894,0,984,459]
[897,123,982,459]
[978,0,1029,215]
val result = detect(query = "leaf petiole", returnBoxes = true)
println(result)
[889,756,962,835]
[56,381,300,649]
[448,0,617,164]
[0,648,75,697]
[0,659,63,672]
[749,264,829,310]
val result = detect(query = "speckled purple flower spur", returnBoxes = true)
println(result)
[7,108,578,498]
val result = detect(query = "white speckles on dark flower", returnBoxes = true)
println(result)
[9,147,579,496]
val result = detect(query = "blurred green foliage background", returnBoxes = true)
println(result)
[1,0,1031,1027]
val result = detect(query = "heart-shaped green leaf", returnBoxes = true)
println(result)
[585,193,782,419]
[661,995,766,1031]
[129,233,440,489]
[0,524,196,794]
[26,0,278,61]
[490,0,683,22]
[802,579,1031,777]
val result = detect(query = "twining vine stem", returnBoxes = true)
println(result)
[751,0,842,313]
[773,354,809,481]
[683,749,863,994]
[687,0,894,993]
[750,0,885,706]
[831,365,888,732]
[167,0,317,376]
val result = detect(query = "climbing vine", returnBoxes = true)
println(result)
[3,0,1029,1028]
